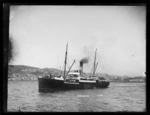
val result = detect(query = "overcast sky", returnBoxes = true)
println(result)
[9,5,146,76]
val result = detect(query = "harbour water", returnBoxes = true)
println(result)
[8,81,146,112]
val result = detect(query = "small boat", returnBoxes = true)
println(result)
[38,43,110,91]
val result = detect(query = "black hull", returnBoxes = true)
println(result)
[38,78,110,92]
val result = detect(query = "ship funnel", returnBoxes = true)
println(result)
[79,61,83,76]
[79,57,88,76]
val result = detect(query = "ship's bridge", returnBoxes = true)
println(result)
[67,70,80,80]
[68,70,80,75]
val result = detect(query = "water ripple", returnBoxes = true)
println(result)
[8,81,146,112]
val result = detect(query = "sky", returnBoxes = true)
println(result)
[9,5,146,76]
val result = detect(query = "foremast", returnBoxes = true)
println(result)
[63,42,68,79]
[63,43,76,81]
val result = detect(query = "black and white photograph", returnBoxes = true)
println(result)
[7,5,146,112]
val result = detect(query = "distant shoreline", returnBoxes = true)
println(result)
[8,79,146,83]
[109,81,146,83]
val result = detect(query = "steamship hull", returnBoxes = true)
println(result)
[38,78,109,92]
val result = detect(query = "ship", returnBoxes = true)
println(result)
[38,43,110,92]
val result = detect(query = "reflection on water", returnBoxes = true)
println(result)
[8,81,146,112]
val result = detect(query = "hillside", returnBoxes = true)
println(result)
[8,65,62,80]
[8,65,146,82]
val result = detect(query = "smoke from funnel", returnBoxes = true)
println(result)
[80,57,89,63]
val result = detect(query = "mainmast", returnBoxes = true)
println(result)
[92,49,97,76]
[63,42,68,79]
[94,62,98,74]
